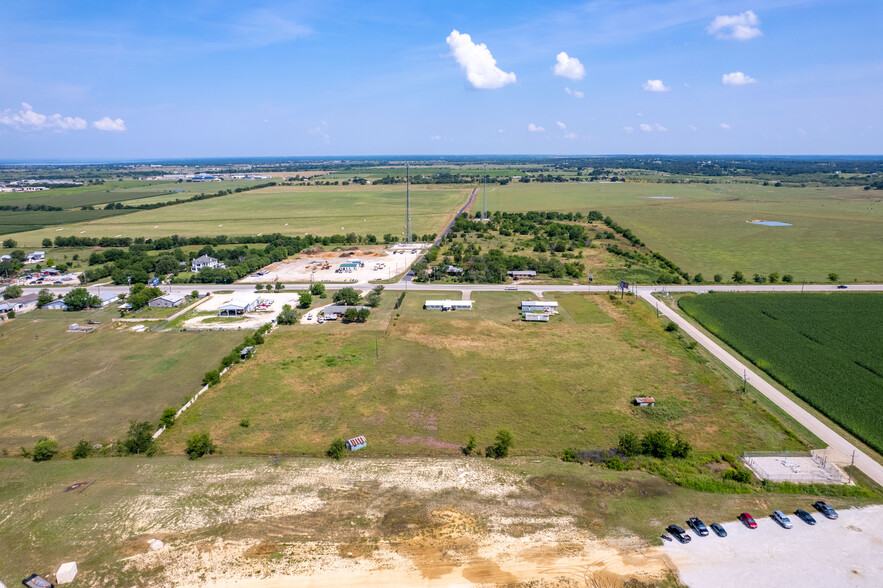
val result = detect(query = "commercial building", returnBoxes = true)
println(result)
[218,296,260,316]
[508,270,537,279]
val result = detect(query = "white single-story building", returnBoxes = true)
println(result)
[521,300,558,313]
[321,304,371,320]
[26,251,45,263]
[218,295,260,316]
[0,293,39,315]
[96,292,119,307]
[523,313,550,322]
[191,255,222,272]
[508,270,537,279]
[0,254,11,261]
[424,299,474,311]
[148,292,186,308]
[42,299,69,310]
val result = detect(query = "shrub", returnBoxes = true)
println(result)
[485,429,513,459]
[124,420,156,455]
[462,434,476,456]
[722,468,753,484]
[731,270,744,283]
[605,456,630,470]
[159,407,176,429]
[782,274,794,283]
[239,418,250,428]
[32,438,59,462]
[713,274,722,283]
[672,435,692,458]
[202,369,221,387]
[618,432,641,457]
[276,304,298,325]
[561,448,579,462]
[664,321,679,332]
[326,438,346,460]
[72,440,92,460]
[640,430,673,459]
[185,432,215,460]
[310,283,325,296]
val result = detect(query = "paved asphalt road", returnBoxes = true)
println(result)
[10,276,883,482]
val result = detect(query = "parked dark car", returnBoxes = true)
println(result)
[795,509,816,525]
[687,517,709,536]
[711,523,727,537]
[739,512,758,529]
[813,501,838,519]
[667,524,692,543]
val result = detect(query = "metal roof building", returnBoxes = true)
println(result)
[424,299,474,311]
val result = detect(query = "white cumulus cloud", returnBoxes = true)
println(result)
[0,102,86,132]
[527,123,545,133]
[556,121,567,130]
[639,123,668,132]
[446,29,516,90]
[93,116,126,132]
[707,10,762,41]
[564,87,585,99]
[556,121,577,139]
[720,122,731,129]
[722,71,757,86]
[430,135,441,140]
[639,123,654,132]
[642,79,670,92]
[553,52,585,80]
[623,126,634,133]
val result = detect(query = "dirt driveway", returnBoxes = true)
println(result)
[664,505,883,587]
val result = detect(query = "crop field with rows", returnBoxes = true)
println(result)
[679,293,883,454]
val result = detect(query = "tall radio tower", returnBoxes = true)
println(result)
[405,163,412,243]
[482,163,488,221]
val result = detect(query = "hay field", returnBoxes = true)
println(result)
[160,291,805,457]
[485,182,883,282]
[9,184,470,247]
[0,308,242,449]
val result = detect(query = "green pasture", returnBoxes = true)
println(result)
[679,293,883,454]
[0,308,242,450]
[0,208,135,237]
[160,291,807,457]
[8,184,470,247]
[486,182,883,281]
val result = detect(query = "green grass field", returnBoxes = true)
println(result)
[160,290,807,457]
[486,182,883,281]
[8,184,470,247]
[0,308,242,450]
[679,293,883,454]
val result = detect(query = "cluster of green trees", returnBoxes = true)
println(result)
[618,430,692,459]
[461,430,513,459]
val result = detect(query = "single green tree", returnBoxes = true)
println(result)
[185,432,215,460]
[159,407,176,429]
[356,308,370,322]
[693,273,704,283]
[124,420,155,455]
[713,274,723,283]
[617,432,641,456]
[333,287,361,305]
[276,304,298,325]
[828,272,839,283]
[731,270,745,283]
[274,282,284,291]
[640,430,673,459]
[485,429,513,459]
[753,273,766,283]
[3,285,23,299]
[64,287,100,310]
[462,434,476,456]
[768,272,780,283]
[326,438,346,460]
[782,274,794,283]
[310,282,326,296]
[72,440,92,460]
[2,238,17,248]
[32,438,59,462]
[202,369,221,387]
[299,291,313,308]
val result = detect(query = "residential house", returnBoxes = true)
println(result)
[0,293,39,315]
[424,299,474,311]
[191,255,221,272]
[148,292,186,308]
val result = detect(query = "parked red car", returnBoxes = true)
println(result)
[739,512,758,529]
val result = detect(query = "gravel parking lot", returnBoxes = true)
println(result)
[665,505,883,587]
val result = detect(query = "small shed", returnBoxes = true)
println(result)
[345,436,367,451]
[240,346,254,360]
[634,396,656,407]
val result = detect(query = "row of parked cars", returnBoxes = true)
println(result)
[664,501,838,543]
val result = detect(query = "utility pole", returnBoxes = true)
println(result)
[483,163,488,221]
[405,163,412,244]
[849,450,855,484]
[743,369,748,394]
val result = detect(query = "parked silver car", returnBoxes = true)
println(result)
[772,510,793,529]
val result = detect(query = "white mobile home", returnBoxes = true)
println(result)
[424,299,474,311]
[521,300,558,313]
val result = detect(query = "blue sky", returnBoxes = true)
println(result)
[1,0,881,159]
